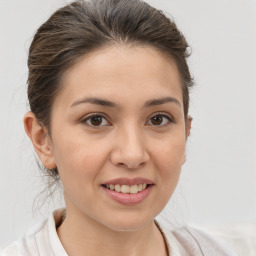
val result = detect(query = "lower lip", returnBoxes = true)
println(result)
[101,185,154,205]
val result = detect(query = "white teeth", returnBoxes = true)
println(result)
[114,184,121,192]
[130,184,138,194]
[121,185,130,193]
[138,184,143,192]
[105,183,149,194]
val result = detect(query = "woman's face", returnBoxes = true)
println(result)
[46,45,189,231]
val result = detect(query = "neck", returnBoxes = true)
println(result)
[56,208,168,256]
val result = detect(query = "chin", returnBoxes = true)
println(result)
[99,212,155,232]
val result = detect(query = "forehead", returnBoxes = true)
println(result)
[55,45,183,109]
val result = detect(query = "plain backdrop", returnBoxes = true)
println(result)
[0,0,255,248]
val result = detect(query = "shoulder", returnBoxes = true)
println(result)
[172,226,239,256]
[1,208,66,256]
[1,219,48,256]
[155,220,239,256]
[1,242,21,256]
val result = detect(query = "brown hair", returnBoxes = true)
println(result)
[27,0,193,194]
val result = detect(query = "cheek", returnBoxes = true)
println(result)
[151,133,186,187]
[51,130,109,190]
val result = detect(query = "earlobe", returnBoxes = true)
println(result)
[24,112,56,169]
[181,152,186,165]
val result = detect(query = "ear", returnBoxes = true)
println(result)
[24,112,56,169]
[181,116,192,164]
[185,115,192,138]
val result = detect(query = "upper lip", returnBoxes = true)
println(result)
[102,177,154,186]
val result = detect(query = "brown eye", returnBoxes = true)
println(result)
[82,114,109,127]
[90,116,103,126]
[151,115,163,125]
[147,114,173,126]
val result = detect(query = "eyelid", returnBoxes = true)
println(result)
[80,111,175,128]
[146,112,175,126]
[80,113,111,127]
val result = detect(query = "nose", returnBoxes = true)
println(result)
[110,125,150,169]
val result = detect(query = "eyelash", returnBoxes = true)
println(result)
[81,112,174,128]
[146,113,174,127]
[80,113,110,128]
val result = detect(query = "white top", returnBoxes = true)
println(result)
[2,208,238,256]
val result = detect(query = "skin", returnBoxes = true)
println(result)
[24,45,191,256]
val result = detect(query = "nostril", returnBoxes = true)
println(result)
[110,147,150,169]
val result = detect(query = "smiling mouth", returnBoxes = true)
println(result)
[101,184,152,194]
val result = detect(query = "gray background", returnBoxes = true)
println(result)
[0,0,255,248]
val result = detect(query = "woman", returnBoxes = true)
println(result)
[2,0,238,255]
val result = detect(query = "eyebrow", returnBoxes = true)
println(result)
[70,96,181,108]
[71,97,117,108]
[144,97,181,108]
